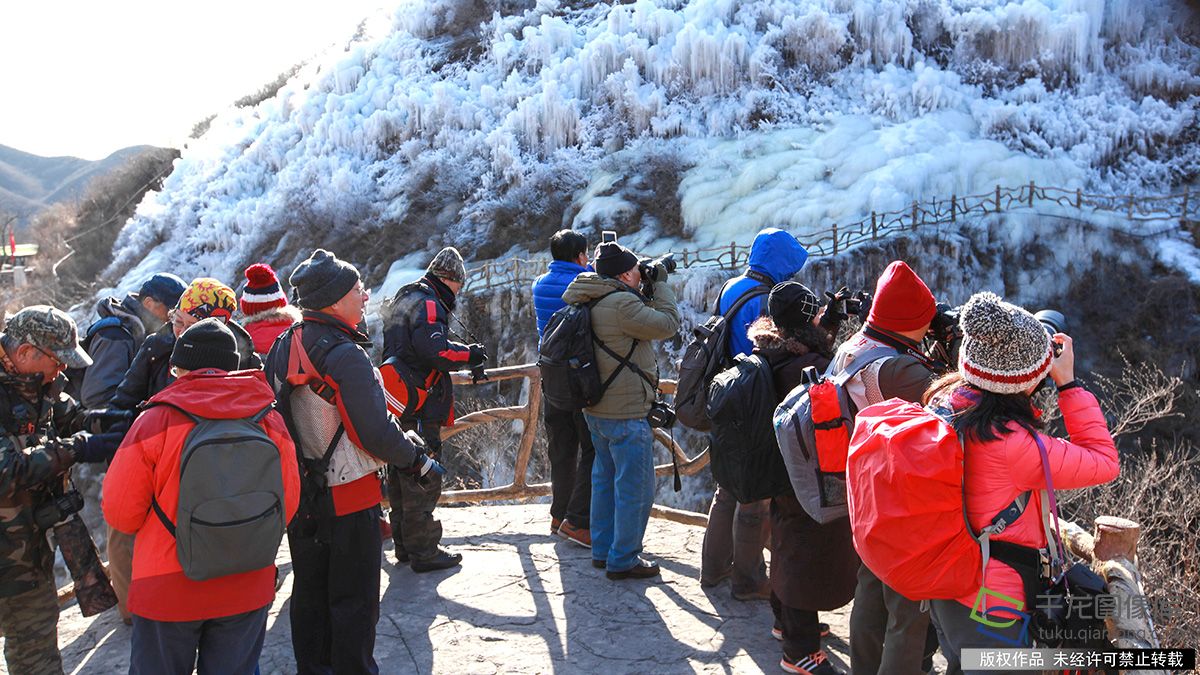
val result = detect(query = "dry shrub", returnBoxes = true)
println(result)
[1045,357,1200,648]
[1058,440,1200,648]
[440,394,550,494]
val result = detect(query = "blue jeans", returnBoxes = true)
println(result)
[585,414,656,572]
[130,605,268,675]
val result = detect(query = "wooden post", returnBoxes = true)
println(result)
[1093,515,1139,562]
[1182,188,1190,224]
[950,196,956,223]
[729,242,737,269]
[871,212,877,239]
[1028,180,1035,208]
[1127,194,1136,219]
[995,185,1002,212]
[832,223,838,255]
[912,200,919,231]
[1076,188,1083,209]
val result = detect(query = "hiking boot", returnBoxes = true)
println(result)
[394,550,410,564]
[772,623,830,641]
[606,558,660,580]
[732,585,771,601]
[551,517,562,535]
[591,559,606,569]
[410,550,462,573]
[779,650,843,675]
[557,521,591,548]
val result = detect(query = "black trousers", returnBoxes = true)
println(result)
[130,606,268,675]
[770,592,821,659]
[542,398,594,528]
[289,505,382,675]
[388,420,444,559]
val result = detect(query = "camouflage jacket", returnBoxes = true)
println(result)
[0,370,83,596]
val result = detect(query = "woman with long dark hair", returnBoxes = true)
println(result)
[922,292,1118,674]
[750,282,856,675]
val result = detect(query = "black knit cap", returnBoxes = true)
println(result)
[289,249,361,310]
[171,318,239,372]
[768,282,822,333]
[594,242,639,278]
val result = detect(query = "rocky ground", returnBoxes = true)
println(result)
[24,504,949,674]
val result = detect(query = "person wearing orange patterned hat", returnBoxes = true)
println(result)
[239,264,302,356]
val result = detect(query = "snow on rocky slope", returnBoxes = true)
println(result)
[104,0,1198,292]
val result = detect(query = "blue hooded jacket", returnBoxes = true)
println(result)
[717,228,809,358]
[532,260,591,338]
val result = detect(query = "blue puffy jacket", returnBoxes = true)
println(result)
[718,228,809,358]
[532,260,591,339]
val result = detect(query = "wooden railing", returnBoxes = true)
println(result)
[461,183,1195,294]
[437,363,711,525]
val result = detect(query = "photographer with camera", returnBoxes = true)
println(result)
[0,306,123,674]
[701,227,809,600]
[380,246,481,574]
[831,261,946,675]
[561,240,680,580]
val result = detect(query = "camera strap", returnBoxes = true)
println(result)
[862,325,939,371]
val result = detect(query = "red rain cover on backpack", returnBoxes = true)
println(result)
[846,399,984,600]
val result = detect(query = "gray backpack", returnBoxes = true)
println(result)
[151,404,286,581]
[772,346,896,524]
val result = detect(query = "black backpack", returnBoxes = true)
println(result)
[706,353,792,503]
[538,289,631,411]
[675,276,771,431]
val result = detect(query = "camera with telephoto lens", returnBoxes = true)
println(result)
[33,486,85,531]
[1034,310,1068,357]
[928,303,963,345]
[647,400,676,429]
[638,254,677,283]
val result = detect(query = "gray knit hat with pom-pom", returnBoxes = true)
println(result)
[958,291,1053,395]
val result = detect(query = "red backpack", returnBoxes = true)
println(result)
[846,399,1037,601]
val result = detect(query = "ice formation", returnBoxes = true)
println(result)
[106,0,1199,292]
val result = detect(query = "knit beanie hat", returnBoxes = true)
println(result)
[768,282,822,333]
[866,261,937,332]
[177,278,237,321]
[171,318,239,372]
[240,264,288,316]
[958,292,1053,395]
[427,247,467,284]
[593,242,639,278]
[289,249,361,310]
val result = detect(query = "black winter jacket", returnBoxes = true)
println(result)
[381,275,472,424]
[264,311,419,467]
[110,321,262,413]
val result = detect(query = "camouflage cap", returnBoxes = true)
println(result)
[3,305,92,369]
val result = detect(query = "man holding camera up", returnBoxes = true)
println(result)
[561,241,680,580]
[833,261,946,675]
[381,246,484,573]
[0,306,122,674]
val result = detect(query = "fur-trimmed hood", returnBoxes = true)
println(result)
[748,316,812,356]
[242,305,302,327]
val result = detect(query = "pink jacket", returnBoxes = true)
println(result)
[953,386,1119,609]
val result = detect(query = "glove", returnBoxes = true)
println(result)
[404,429,427,450]
[823,286,851,323]
[410,453,446,478]
[68,431,123,464]
[467,343,488,367]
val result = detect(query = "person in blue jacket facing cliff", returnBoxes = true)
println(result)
[701,227,809,599]
[531,229,595,547]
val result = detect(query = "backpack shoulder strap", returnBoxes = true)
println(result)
[142,400,204,425]
[722,285,770,321]
[828,346,898,383]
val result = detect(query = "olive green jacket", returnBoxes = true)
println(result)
[561,272,680,419]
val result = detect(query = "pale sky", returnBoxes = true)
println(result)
[0,1,389,160]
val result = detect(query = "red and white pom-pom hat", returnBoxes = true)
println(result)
[240,263,289,316]
[958,291,1054,395]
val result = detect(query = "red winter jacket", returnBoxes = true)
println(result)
[102,369,300,622]
[243,306,302,356]
[951,386,1118,610]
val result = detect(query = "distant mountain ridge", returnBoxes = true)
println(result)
[0,144,162,228]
